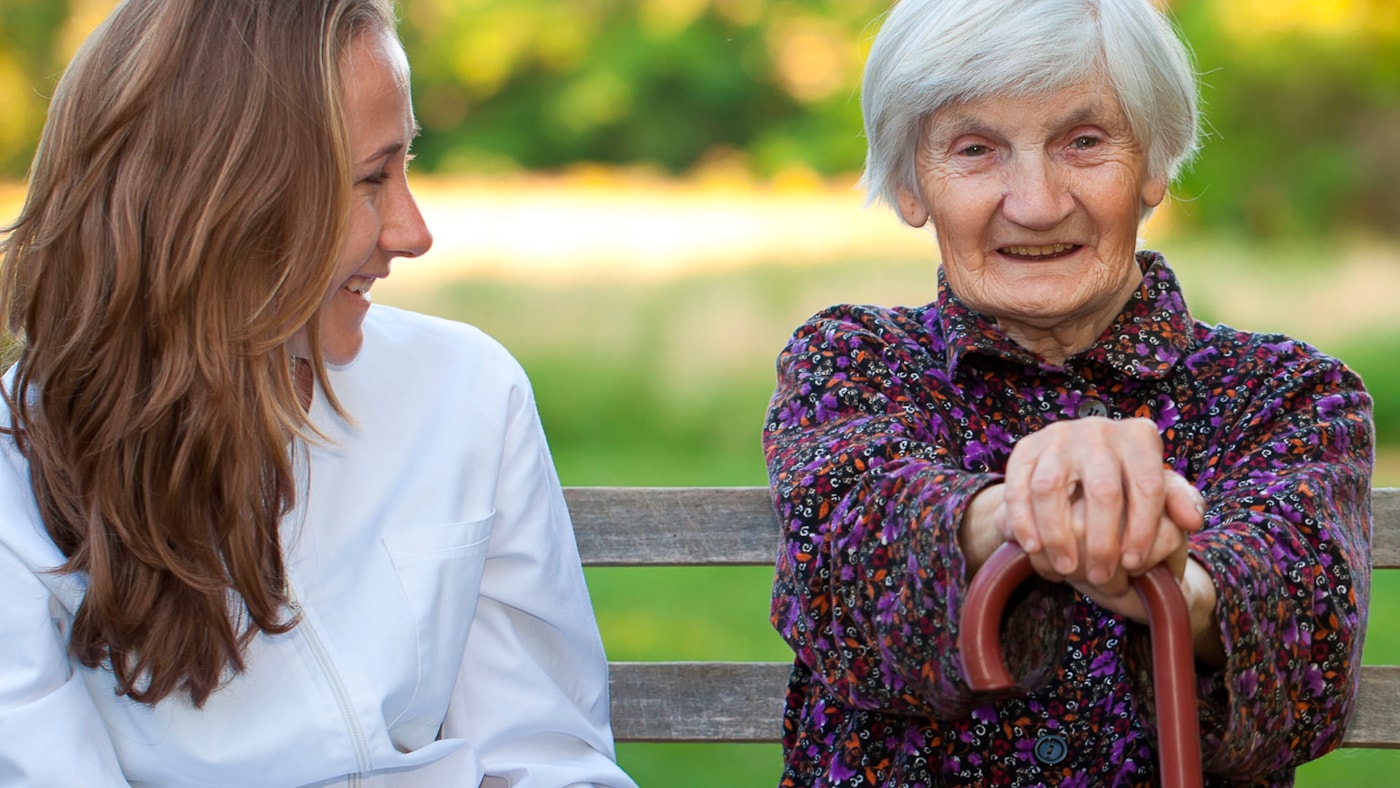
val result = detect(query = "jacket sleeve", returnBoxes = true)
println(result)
[765,307,1074,719]
[0,510,128,786]
[1138,343,1373,778]
[439,370,637,788]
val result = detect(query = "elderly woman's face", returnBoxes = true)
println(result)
[290,29,433,365]
[897,78,1166,355]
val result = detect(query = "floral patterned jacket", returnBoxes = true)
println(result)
[763,252,1373,787]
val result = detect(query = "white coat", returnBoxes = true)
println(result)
[0,306,637,788]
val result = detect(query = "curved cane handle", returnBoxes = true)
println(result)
[957,542,1203,788]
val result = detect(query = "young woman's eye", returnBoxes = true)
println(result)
[358,171,390,187]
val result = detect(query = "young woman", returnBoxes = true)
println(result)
[0,1,635,785]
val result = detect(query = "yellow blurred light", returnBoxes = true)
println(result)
[57,0,119,60]
[768,18,857,103]
[0,54,39,150]
[715,0,765,27]
[1217,0,1399,41]
[452,9,534,97]
[641,0,711,36]
[534,14,593,72]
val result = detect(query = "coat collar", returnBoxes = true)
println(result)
[934,250,1195,379]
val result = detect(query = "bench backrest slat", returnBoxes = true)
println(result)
[568,487,1400,569]
[573,486,1400,749]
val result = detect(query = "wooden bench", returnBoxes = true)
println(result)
[565,486,1400,748]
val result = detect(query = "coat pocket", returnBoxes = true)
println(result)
[381,512,494,750]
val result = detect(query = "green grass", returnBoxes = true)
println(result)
[381,237,1400,786]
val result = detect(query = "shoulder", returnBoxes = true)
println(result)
[784,303,935,353]
[1186,322,1372,434]
[1189,321,1367,394]
[319,306,538,434]
[357,305,529,390]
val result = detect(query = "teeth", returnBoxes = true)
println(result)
[1003,243,1072,257]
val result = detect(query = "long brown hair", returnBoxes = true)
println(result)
[0,0,396,707]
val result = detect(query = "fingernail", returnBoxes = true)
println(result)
[1055,556,1074,575]
[1123,551,1141,569]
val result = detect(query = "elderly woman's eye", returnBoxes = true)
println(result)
[960,144,989,157]
[1071,135,1100,150]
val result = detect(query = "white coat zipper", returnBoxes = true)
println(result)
[286,583,371,786]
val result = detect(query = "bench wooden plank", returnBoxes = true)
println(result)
[609,661,1400,748]
[1375,488,1400,569]
[567,487,780,566]
[608,662,791,743]
[570,487,1400,568]
[1346,666,1400,749]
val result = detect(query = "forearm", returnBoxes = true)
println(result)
[773,460,1002,714]
[1189,497,1368,776]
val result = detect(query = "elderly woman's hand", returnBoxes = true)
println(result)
[1002,417,1203,580]
[960,417,1207,625]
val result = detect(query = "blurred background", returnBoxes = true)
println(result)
[3,0,1398,784]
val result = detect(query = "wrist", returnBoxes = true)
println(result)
[960,483,1007,576]
[1182,557,1225,668]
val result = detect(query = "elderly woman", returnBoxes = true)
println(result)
[0,1,635,785]
[763,0,1373,785]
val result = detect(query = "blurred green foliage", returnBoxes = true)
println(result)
[4,0,1399,237]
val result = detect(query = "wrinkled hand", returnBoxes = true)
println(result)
[996,417,1204,623]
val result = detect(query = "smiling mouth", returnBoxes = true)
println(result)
[345,279,373,296]
[998,243,1080,259]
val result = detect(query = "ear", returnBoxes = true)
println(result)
[896,184,930,228]
[1141,172,1168,210]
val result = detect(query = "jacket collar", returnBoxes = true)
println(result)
[935,250,1195,379]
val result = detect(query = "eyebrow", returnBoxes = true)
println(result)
[928,102,1112,145]
[357,123,423,166]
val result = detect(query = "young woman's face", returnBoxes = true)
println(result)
[290,29,432,365]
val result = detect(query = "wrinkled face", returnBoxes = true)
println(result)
[289,28,432,365]
[896,78,1166,353]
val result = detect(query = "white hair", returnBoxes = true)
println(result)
[860,0,1199,213]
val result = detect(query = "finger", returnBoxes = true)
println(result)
[1001,446,1043,553]
[1116,420,1166,572]
[1027,458,1078,576]
[1157,538,1190,582]
[1026,548,1066,584]
[1078,446,1126,585]
[1084,564,1132,598]
[1163,471,1205,532]
[1069,576,1147,624]
[1134,512,1190,576]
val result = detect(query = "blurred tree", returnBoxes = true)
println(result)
[3,0,1398,238]
[0,0,71,177]
[398,0,882,177]
[1172,0,1400,236]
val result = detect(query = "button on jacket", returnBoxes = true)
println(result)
[0,306,636,788]
[764,253,1373,786]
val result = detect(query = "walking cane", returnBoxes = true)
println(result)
[959,543,1203,788]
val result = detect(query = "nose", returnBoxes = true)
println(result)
[1000,153,1074,231]
[381,179,434,259]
